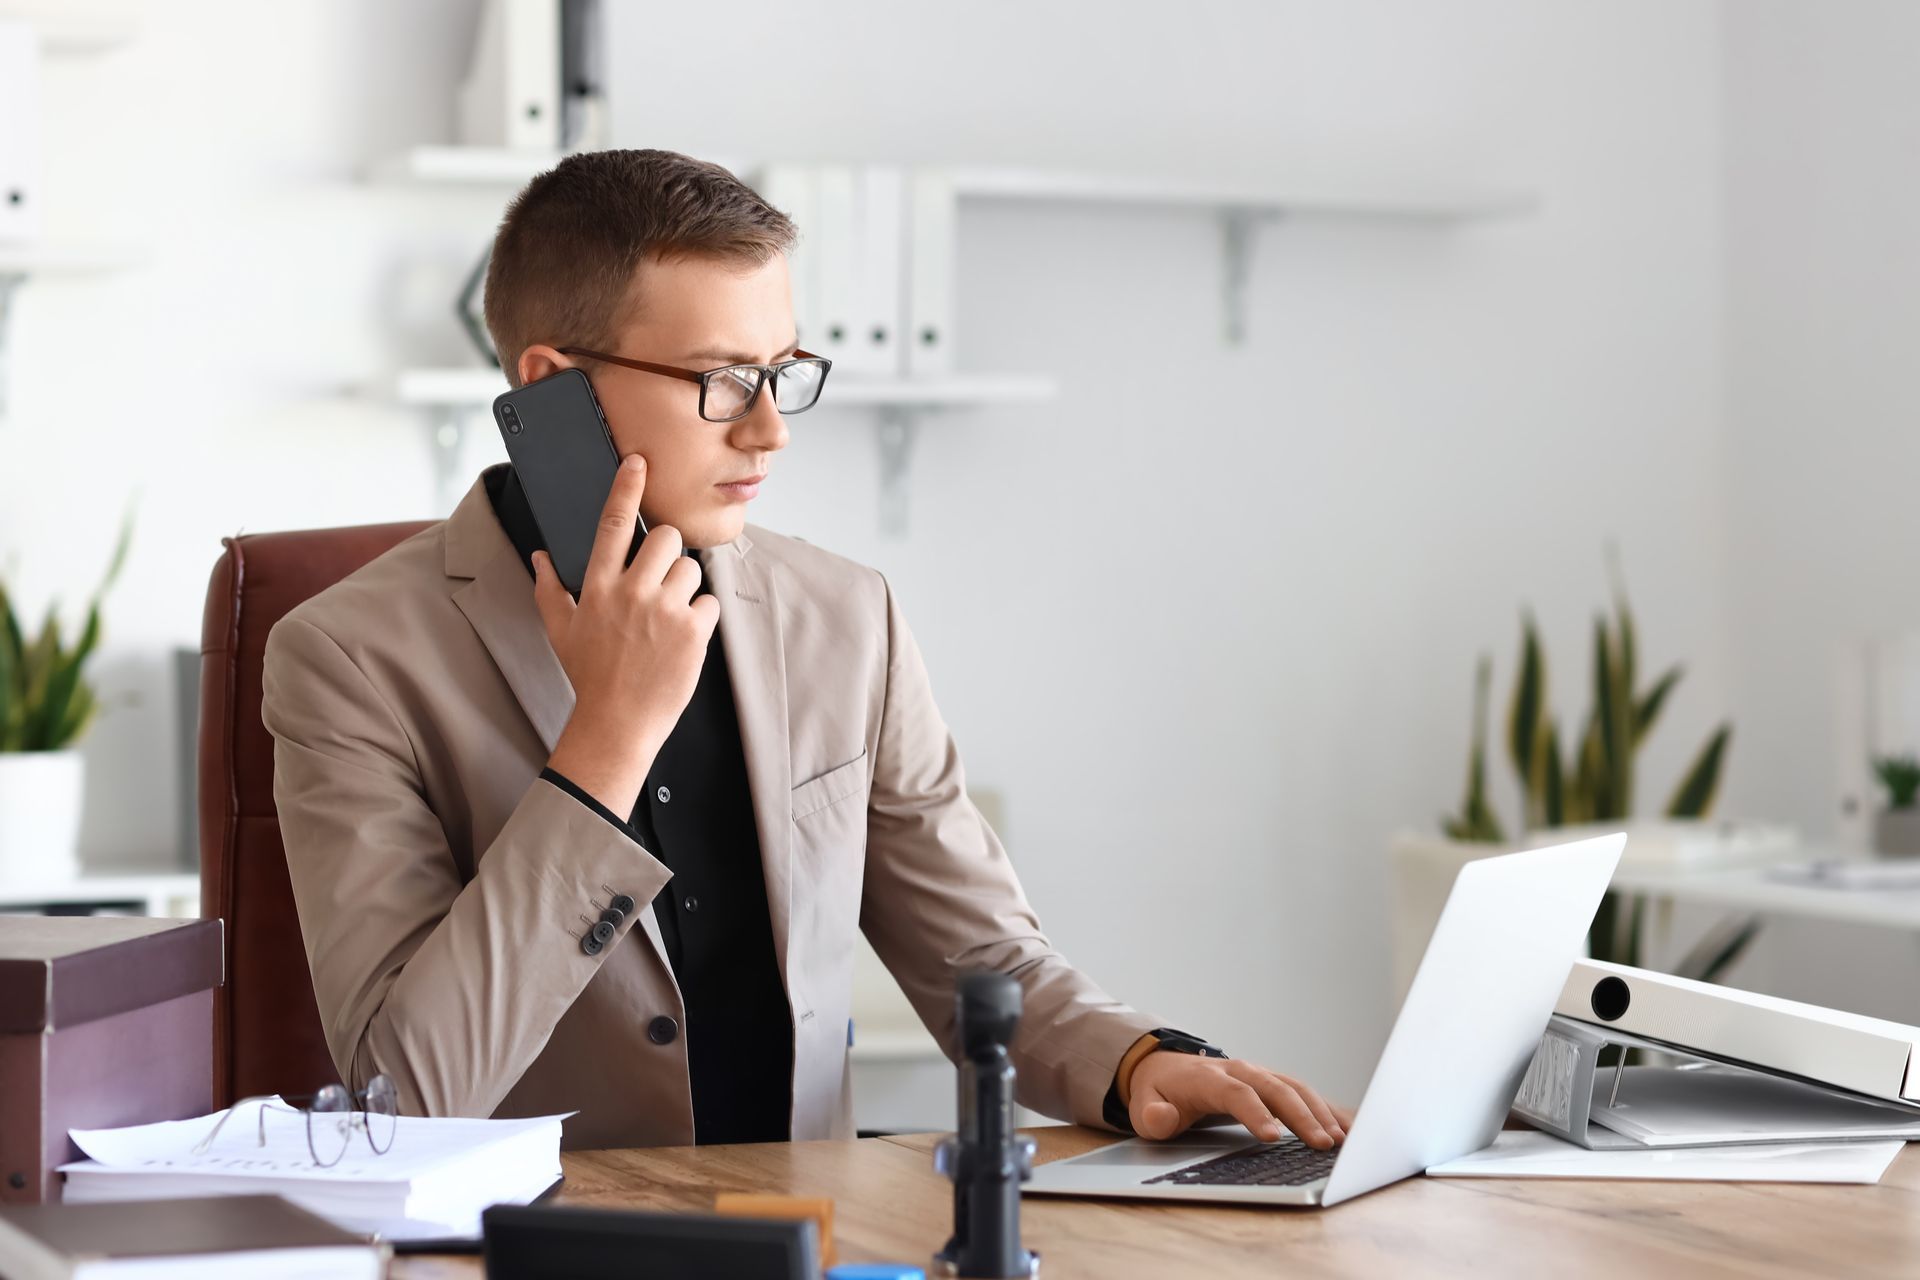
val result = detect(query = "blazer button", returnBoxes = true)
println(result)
[647,1015,679,1045]
[580,933,604,957]
[589,919,616,946]
[598,907,626,927]
[610,894,636,914]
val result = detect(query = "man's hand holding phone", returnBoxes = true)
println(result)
[534,454,717,818]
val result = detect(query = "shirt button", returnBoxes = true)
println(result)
[656,785,671,804]
[647,1015,679,1045]
[683,895,699,913]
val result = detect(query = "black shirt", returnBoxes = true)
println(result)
[486,464,794,1144]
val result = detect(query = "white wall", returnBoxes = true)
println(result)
[607,0,1734,1093]
[1,0,1737,1102]
[1716,0,1920,1020]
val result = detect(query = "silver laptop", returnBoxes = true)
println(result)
[1024,833,1625,1208]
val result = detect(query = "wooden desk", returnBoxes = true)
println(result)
[393,1126,1920,1278]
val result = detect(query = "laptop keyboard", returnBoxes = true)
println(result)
[1143,1139,1339,1188]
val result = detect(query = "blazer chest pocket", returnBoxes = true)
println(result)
[792,746,869,820]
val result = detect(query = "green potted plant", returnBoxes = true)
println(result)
[1391,554,1752,1001]
[0,520,132,885]
[1870,754,1920,856]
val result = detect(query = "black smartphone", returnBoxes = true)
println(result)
[492,367,646,597]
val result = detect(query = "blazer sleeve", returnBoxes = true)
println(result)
[260,613,673,1119]
[857,572,1160,1130]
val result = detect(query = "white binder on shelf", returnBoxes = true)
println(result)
[755,164,820,352]
[808,165,904,378]
[1556,959,1920,1105]
[0,21,43,243]
[856,165,905,376]
[457,0,561,151]
[906,169,956,377]
[811,166,861,372]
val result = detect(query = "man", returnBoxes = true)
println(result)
[262,148,1348,1151]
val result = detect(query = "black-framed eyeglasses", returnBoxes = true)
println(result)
[191,1073,399,1167]
[557,346,833,423]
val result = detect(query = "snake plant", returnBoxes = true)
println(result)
[0,516,133,752]
[1441,552,1748,979]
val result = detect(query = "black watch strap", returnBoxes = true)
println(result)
[1145,1027,1228,1059]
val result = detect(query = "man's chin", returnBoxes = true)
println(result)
[674,510,747,551]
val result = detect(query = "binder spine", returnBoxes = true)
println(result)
[1557,960,1920,1105]
[0,21,42,243]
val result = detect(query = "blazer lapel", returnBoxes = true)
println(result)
[700,536,796,1001]
[445,471,792,1002]
[444,471,576,756]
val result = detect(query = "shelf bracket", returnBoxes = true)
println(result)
[0,272,23,420]
[1219,209,1277,345]
[876,407,920,538]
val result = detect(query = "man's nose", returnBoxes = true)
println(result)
[734,381,789,453]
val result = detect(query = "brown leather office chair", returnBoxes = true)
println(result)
[198,519,433,1107]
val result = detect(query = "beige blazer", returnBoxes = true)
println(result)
[260,464,1157,1149]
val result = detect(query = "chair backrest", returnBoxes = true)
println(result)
[197,520,433,1106]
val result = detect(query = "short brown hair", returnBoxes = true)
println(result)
[483,149,797,386]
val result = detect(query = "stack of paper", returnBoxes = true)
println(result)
[1591,1065,1920,1147]
[58,1099,570,1243]
[1428,1131,1906,1183]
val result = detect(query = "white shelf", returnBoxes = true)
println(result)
[944,166,1535,222]
[370,147,1528,530]
[393,367,1057,411]
[367,147,1534,223]
[14,11,140,55]
[0,241,146,275]
[814,373,1055,408]
[0,864,200,915]
[392,366,1056,528]
[367,145,573,186]
[368,146,752,188]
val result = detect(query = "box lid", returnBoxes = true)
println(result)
[0,917,223,1033]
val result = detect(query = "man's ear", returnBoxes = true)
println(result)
[515,343,577,388]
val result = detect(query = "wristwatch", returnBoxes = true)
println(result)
[1102,1027,1230,1132]
[1143,1027,1228,1060]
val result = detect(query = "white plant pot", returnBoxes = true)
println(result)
[1873,808,1920,858]
[0,749,85,887]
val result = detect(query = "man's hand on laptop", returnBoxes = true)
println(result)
[535,453,719,818]
[1130,1051,1352,1149]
